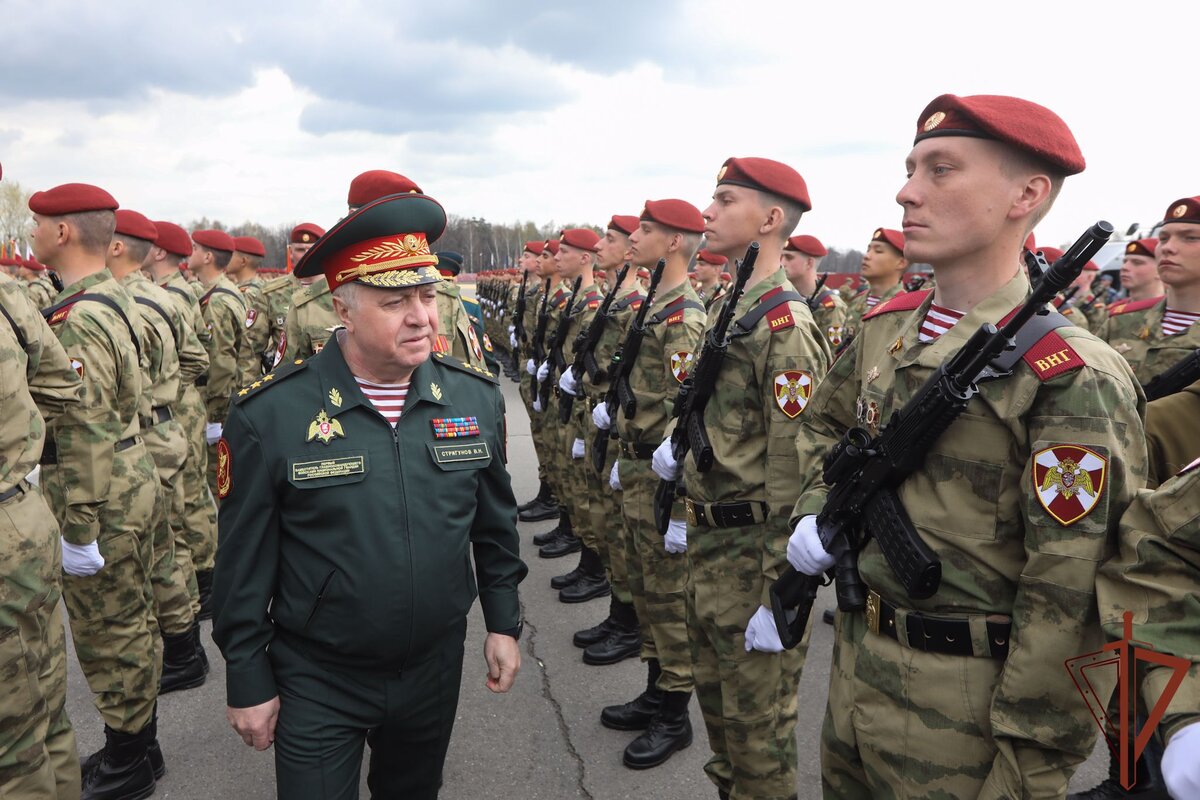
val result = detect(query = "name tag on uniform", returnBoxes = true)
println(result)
[291,455,366,482]
[428,442,491,470]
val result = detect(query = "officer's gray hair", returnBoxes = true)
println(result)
[331,281,361,310]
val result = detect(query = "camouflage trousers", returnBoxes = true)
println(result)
[46,444,161,734]
[620,457,692,693]
[176,386,217,573]
[585,428,629,603]
[518,374,550,490]
[0,486,80,799]
[687,521,807,800]
[143,418,199,633]
[557,405,594,551]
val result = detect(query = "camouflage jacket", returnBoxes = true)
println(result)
[808,287,849,354]
[121,271,184,418]
[236,275,271,384]
[199,274,248,424]
[23,274,56,310]
[1145,380,1200,484]
[792,271,1148,792]
[260,273,297,357]
[435,280,485,367]
[843,281,904,341]
[582,285,644,402]
[280,277,339,366]
[1098,296,1199,384]
[157,271,210,387]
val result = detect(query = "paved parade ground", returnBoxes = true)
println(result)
[63,375,1108,799]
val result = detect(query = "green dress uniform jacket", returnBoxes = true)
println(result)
[212,336,527,709]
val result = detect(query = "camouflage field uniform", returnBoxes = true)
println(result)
[1145,380,1200,484]
[842,282,904,342]
[236,274,270,385]
[157,272,217,579]
[517,280,551,492]
[555,283,603,555]
[198,274,246,500]
[681,268,829,799]
[1098,296,1200,384]
[0,277,82,798]
[808,286,849,354]
[23,275,57,311]
[1059,293,1107,334]
[122,271,199,633]
[528,282,570,504]
[613,280,705,692]
[279,278,339,365]
[793,274,1147,799]
[42,270,161,735]
[435,280,486,368]
[259,273,296,359]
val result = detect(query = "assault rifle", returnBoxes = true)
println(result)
[769,221,1114,648]
[653,243,757,534]
[805,273,828,311]
[528,278,552,397]
[1143,348,1200,402]
[559,264,630,424]
[538,276,583,409]
[591,260,666,473]
[512,269,530,359]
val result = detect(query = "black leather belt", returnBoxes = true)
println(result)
[866,590,1011,660]
[40,435,139,466]
[0,483,24,503]
[685,498,769,528]
[619,441,656,460]
[195,375,209,387]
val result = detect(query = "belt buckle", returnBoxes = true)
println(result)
[685,498,698,527]
[866,590,881,635]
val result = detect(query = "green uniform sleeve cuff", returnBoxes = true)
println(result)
[480,589,522,634]
[225,657,278,709]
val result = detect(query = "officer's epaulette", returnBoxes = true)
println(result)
[233,358,308,404]
[292,282,329,307]
[432,351,499,384]
[1108,296,1163,317]
[861,289,930,321]
[262,275,292,293]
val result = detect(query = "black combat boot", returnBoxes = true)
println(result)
[147,708,165,780]
[192,622,209,674]
[550,554,587,590]
[601,660,662,730]
[539,515,581,559]
[519,484,559,522]
[622,690,693,769]
[574,596,621,647]
[559,547,610,603]
[1067,719,1169,799]
[160,626,206,694]
[80,723,156,800]
[533,510,570,547]
[584,599,641,665]
[517,479,553,513]
[195,569,214,621]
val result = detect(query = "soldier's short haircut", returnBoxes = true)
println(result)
[680,231,703,260]
[757,192,805,241]
[199,244,233,269]
[62,210,117,254]
[113,234,152,264]
[331,281,361,310]
[998,146,1066,234]
[243,254,264,271]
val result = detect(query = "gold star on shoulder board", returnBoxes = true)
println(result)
[866,366,880,384]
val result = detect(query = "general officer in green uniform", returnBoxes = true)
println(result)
[211,191,527,800]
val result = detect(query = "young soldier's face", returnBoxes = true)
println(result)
[1157,223,1200,289]
[780,251,811,282]
[519,251,537,273]
[538,250,555,277]
[627,221,673,268]
[594,230,627,271]
[1120,254,1158,292]
[702,184,765,257]
[556,244,590,279]
[860,242,905,279]
[693,260,719,283]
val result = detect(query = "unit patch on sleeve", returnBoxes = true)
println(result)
[774,370,813,418]
[1033,445,1107,526]
[670,351,694,383]
[216,438,232,499]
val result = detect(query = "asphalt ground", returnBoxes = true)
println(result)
[63,371,1107,798]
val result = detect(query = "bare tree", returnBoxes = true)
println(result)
[0,180,32,249]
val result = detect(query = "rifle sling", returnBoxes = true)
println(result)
[988,310,1073,375]
[41,293,142,359]
[134,296,181,352]
[730,291,804,338]
[649,298,704,325]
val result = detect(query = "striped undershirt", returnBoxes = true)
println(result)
[918,304,965,343]
[1161,308,1200,337]
[864,294,881,309]
[355,377,410,426]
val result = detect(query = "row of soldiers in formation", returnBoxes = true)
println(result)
[466,116,1198,799]
[0,167,495,800]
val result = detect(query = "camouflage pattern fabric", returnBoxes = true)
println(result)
[1145,380,1200,485]
[436,279,487,368]
[199,273,247,500]
[280,277,339,366]
[236,275,271,384]
[810,288,849,354]
[22,275,57,311]
[259,272,297,359]
[842,281,904,342]
[1098,297,1200,384]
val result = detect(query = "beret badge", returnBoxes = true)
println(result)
[922,111,946,132]
[1173,204,1188,218]
[717,165,728,181]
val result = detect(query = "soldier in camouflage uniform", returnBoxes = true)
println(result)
[17,257,57,310]
[430,250,488,368]
[145,221,219,620]
[593,199,707,769]
[843,227,908,342]
[694,248,728,310]
[259,224,316,361]
[30,183,164,799]
[785,94,1148,799]
[783,233,848,354]
[230,236,271,385]
[0,275,83,800]
[651,158,830,800]
[191,229,247,504]
[111,211,208,695]
[1111,238,1163,313]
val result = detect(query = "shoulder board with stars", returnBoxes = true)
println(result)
[432,351,498,384]
[233,357,309,404]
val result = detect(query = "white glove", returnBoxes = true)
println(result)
[558,370,580,396]
[571,438,585,459]
[205,422,223,445]
[510,332,518,349]
[508,324,515,335]
[1164,721,1200,800]
[25,465,40,487]
[744,605,784,653]
[609,460,622,491]
[592,402,612,431]
[61,538,105,577]
[526,359,536,376]
[532,397,543,413]
[664,519,688,553]
[537,360,550,382]
[786,515,835,576]
[652,438,681,481]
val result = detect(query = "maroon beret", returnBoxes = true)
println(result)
[113,210,158,243]
[152,221,193,257]
[192,229,235,254]
[719,272,732,282]
[1039,246,1095,271]
[640,199,705,234]
[234,236,266,257]
[1024,233,1036,251]
[347,170,422,208]
[786,235,828,257]
[716,157,811,212]
[290,223,325,244]
[1125,238,1158,258]
[608,215,641,236]
[1161,196,1200,226]
[24,257,46,272]
[871,228,906,254]
[559,228,600,252]
[696,249,728,266]
[524,240,545,256]
[914,94,1085,175]
[543,240,560,256]
[29,183,119,216]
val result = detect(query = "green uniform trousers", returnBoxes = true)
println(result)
[518,374,549,489]
[142,418,198,633]
[585,432,629,603]
[176,385,217,574]
[270,620,467,800]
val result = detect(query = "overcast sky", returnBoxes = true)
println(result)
[0,0,1193,254]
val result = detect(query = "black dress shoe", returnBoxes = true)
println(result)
[550,563,585,589]
[559,573,610,603]
[539,534,581,559]
[573,617,615,648]
[622,692,692,769]
[519,499,560,522]
[601,688,663,731]
[583,627,641,665]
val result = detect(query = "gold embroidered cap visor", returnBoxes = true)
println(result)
[293,192,448,291]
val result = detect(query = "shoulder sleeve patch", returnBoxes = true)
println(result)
[1110,296,1163,316]
[665,309,684,325]
[216,438,232,499]
[1022,331,1084,381]
[432,351,499,384]
[862,289,928,321]
[766,301,796,333]
[234,358,308,404]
